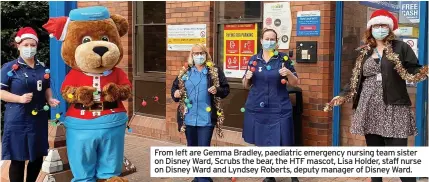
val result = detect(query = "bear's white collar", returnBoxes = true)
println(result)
[83,70,112,76]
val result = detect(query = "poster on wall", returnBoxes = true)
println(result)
[403,38,418,86]
[403,38,418,58]
[263,2,292,49]
[296,11,321,37]
[223,23,258,78]
[399,1,420,24]
[167,24,206,51]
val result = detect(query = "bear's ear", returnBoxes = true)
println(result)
[111,14,128,37]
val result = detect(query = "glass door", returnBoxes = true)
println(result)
[334,1,428,146]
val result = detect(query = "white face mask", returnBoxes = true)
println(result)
[193,54,206,65]
[20,47,37,59]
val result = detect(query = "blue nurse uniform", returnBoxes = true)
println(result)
[242,51,298,146]
[1,57,50,161]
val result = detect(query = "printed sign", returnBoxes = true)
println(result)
[263,2,292,49]
[223,24,258,78]
[403,38,418,59]
[297,11,321,37]
[167,24,206,51]
[399,1,420,24]
[359,1,400,12]
[398,27,414,36]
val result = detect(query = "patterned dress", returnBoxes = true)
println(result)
[350,57,417,138]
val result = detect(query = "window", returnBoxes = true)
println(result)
[133,1,166,118]
[217,1,262,22]
[214,1,262,130]
[135,1,166,76]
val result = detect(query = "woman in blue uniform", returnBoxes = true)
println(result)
[242,28,299,182]
[1,27,60,182]
[171,44,230,182]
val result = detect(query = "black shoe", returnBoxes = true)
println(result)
[291,177,299,182]
[263,177,276,182]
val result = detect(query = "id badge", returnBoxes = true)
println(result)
[37,80,42,91]
[376,73,382,81]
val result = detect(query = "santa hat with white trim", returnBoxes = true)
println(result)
[42,16,69,41]
[15,27,39,43]
[367,9,401,36]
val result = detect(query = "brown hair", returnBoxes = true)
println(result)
[9,32,19,48]
[261,28,278,41]
[362,27,396,47]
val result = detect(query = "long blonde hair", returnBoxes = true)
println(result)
[187,43,213,67]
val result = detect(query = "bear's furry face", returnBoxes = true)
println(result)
[61,15,128,73]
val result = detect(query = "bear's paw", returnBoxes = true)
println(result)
[76,86,96,107]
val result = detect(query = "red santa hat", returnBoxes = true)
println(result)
[367,9,401,36]
[42,16,70,41]
[15,27,39,43]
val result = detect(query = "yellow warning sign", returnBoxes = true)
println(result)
[167,38,207,44]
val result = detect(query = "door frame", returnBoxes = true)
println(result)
[332,1,428,146]
[48,1,77,119]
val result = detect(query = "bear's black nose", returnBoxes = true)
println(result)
[93,46,108,57]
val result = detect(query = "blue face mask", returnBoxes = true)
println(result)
[193,54,206,65]
[262,40,276,50]
[372,27,389,40]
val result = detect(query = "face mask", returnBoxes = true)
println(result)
[20,47,37,59]
[262,40,276,50]
[193,54,206,65]
[372,27,389,40]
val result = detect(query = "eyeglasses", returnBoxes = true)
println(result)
[372,24,389,29]
[192,52,206,56]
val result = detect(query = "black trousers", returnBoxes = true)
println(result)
[365,134,416,182]
[9,157,43,182]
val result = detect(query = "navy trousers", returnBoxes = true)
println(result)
[185,125,214,182]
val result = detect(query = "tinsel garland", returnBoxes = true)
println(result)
[177,61,225,138]
[323,43,429,112]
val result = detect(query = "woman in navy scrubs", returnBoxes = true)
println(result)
[1,27,60,182]
[242,28,299,182]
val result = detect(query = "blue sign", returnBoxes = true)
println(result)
[399,1,420,23]
[359,1,400,12]
[296,11,321,37]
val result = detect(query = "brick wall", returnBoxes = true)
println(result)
[165,1,215,145]
[285,1,336,146]
[77,1,134,117]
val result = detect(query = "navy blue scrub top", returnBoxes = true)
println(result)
[1,57,50,122]
[243,51,298,114]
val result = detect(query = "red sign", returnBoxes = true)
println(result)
[226,56,239,70]
[240,40,255,54]
[240,56,251,70]
[299,25,317,30]
[407,40,414,47]
[226,40,239,54]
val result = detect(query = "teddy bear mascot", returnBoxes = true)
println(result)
[42,6,131,182]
